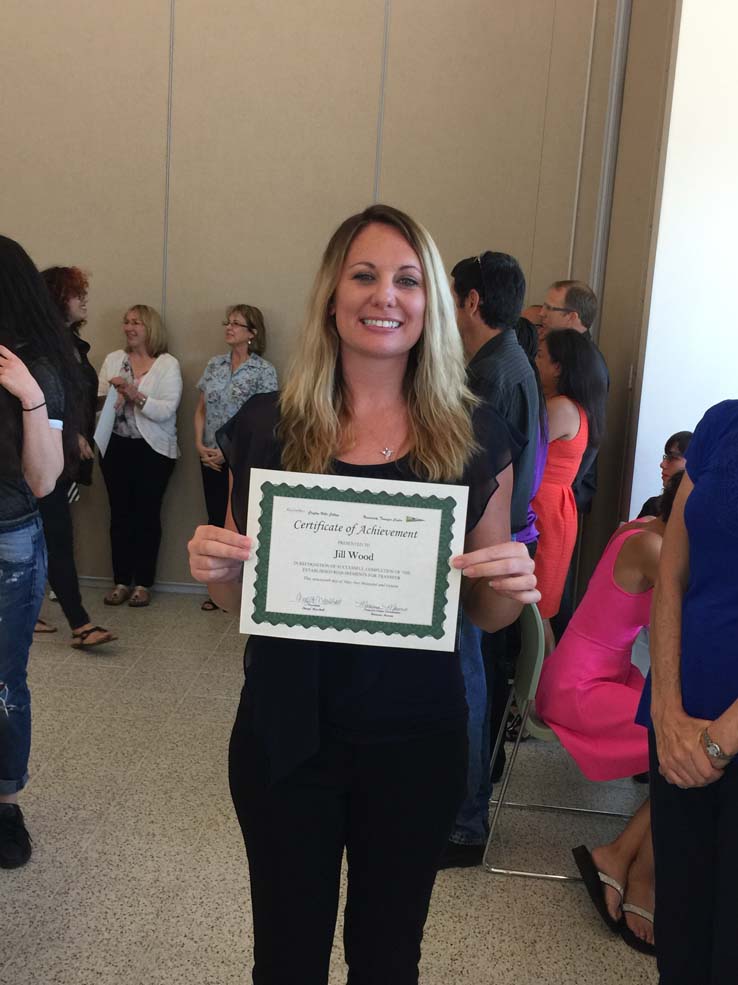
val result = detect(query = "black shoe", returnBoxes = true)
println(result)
[0,804,32,869]
[437,841,484,870]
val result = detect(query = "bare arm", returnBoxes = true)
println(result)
[188,472,249,611]
[194,391,207,453]
[454,464,539,633]
[650,474,722,787]
[0,346,63,498]
[545,395,580,442]
[612,527,662,594]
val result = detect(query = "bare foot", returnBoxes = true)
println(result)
[623,868,655,946]
[591,844,627,924]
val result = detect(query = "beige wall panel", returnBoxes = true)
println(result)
[1,1,172,582]
[578,0,679,589]
[527,0,598,298]
[570,0,618,282]
[378,0,555,284]
[160,0,385,583]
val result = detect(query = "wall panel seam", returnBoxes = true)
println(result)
[528,0,557,290]
[589,0,633,316]
[373,0,391,203]
[567,0,599,277]
[161,0,177,317]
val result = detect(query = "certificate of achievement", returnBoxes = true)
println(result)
[240,468,469,651]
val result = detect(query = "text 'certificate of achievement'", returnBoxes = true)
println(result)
[240,469,469,651]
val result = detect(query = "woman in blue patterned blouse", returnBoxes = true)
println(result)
[194,305,277,610]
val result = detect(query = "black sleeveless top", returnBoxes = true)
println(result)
[218,391,521,782]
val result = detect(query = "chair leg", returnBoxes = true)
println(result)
[487,678,515,785]
[482,698,532,869]
[483,700,584,881]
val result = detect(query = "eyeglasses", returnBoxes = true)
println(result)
[222,320,250,330]
[662,452,685,463]
[542,302,576,314]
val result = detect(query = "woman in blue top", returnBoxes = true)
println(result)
[194,305,277,610]
[645,399,738,984]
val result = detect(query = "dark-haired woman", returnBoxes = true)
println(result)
[532,329,606,649]
[34,267,116,649]
[0,235,82,867]
[637,430,692,519]
[538,475,683,956]
[194,305,277,611]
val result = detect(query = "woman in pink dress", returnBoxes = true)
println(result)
[536,472,684,956]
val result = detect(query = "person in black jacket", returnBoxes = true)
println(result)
[35,266,116,650]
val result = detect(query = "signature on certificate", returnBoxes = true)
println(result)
[355,600,408,617]
[291,591,343,610]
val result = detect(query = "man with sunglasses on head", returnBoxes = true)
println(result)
[539,280,609,638]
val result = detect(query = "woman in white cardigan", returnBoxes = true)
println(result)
[98,305,182,607]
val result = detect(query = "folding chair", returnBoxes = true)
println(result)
[482,603,632,880]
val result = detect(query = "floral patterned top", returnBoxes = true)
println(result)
[196,352,278,447]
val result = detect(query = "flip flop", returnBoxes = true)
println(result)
[621,903,656,956]
[572,845,624,933]
[34,619,57,634]
[71,626,118,650]
[201,597,219,611]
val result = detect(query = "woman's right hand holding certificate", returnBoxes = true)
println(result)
[188,524,251,584]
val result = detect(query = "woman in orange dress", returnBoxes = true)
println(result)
[532,329,606,649]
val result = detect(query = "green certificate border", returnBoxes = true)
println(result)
[252,481,458,639]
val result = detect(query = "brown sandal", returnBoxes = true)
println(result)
[128,586,151,608]
[71,626,118,650]
[104,584,131,606]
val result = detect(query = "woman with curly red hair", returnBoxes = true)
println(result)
[35,266,116,649]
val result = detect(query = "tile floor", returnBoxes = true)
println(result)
[1,591,657,985]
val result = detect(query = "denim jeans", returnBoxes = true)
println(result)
[449,614,492,845]
[0,516,47,795]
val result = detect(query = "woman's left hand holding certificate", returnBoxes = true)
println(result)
[188,525,251,583]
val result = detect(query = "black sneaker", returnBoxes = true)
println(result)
[0,804,32,868]
[436,841,484,870]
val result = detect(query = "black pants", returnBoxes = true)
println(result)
[649,730,738,983]
[100,434,175,587]
[200,463,229,527]
[37,480,89,630]
[229,723,467,985]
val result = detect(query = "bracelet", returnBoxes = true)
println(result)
[136,395,147,409]
[22,401,47,412]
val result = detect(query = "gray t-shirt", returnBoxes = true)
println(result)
[0,357,65,528]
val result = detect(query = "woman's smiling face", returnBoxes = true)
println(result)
[331,222,426,361]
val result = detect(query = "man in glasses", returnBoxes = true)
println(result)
[539,279,609,639]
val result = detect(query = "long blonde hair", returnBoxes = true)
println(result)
[279,204,478,481]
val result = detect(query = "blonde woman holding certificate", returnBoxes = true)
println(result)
[188,205,538,985]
